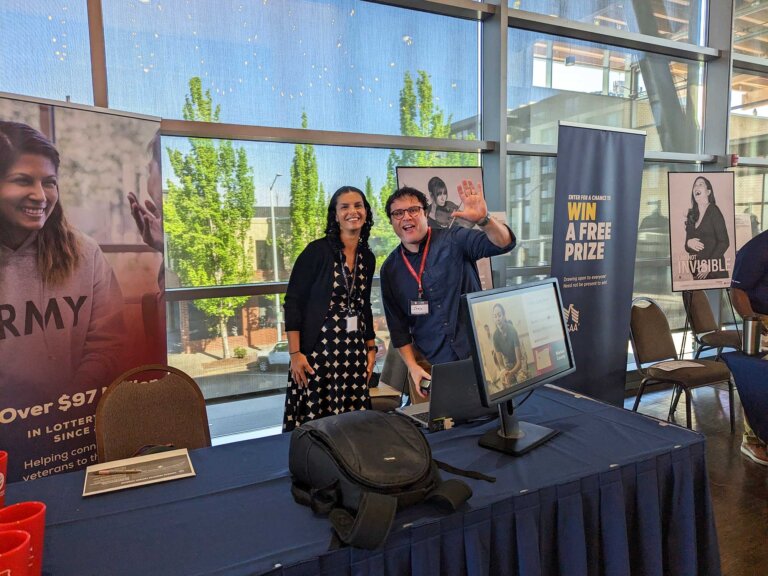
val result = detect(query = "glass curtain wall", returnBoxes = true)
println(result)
[5,0,763,436]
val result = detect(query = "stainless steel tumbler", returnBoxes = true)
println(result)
[742,315,761,355]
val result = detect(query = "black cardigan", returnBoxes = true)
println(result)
[283,237,376,355]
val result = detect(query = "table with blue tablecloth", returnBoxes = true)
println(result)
[6,385,720,576]
[722,352,768,442]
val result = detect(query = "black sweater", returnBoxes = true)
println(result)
[283,237,376,355]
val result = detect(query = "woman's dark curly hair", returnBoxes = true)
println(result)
[685,176,715,233]
[324,186,373,251]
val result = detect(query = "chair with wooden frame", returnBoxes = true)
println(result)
[630,297,734,430]
[95,364,211,462]
[682,290,741,360]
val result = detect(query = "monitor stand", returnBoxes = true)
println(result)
[479,399,558,456]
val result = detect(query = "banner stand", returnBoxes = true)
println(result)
[550,121,646,405]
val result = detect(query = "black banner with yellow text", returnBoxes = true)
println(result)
[550,123,645,405]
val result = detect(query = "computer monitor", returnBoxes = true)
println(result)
[463,278,576,455]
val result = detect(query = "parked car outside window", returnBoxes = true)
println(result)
[255,340,290,372]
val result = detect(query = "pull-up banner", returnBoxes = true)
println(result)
[550,122,646,405]
[0,96,166,482]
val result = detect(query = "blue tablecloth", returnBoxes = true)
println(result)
[722,352,768,442]
[6,385,720,576]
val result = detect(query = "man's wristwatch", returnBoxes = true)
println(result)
[476,212,492,227]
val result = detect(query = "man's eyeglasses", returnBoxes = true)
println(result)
[390,206,424,220]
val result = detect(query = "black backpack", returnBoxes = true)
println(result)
[289,410,491,549]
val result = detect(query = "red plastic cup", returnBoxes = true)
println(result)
[0,503,45,576]
[0,529,32,575]
[0,451,6,508]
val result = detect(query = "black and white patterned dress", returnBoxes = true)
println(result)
[282,254,370,431]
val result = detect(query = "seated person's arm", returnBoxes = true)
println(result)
[732,287,754,319]
[732,287,768,334]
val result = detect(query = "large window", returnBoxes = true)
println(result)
[733,167,768,246]
[505,155,556,269]
[1,1,93,103]
[510,0,706,46]
[102,0,479,137]
[730,68,768,157]
[161,136,478,288]
[504,156,696,330]
[167,283,391,434]
[508,29,705,153]
[733,1,768,57]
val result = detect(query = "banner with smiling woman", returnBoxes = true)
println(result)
[0,96,166,482]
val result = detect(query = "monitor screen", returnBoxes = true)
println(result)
[464,278,576,407]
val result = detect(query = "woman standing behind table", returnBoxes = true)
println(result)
[684,176,730,280]
[282,186,377,432]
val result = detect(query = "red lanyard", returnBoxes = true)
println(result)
[400,227,432,299]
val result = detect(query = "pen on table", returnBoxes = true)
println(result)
[95,469,142,476]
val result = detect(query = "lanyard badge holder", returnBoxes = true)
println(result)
[402,228,431,316]
[341,249,359,332]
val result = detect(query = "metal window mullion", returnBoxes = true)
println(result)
[506,144,716,165]
[479,3,509,286]
[86,0,109,108]
[703,0,735,167]
[734,157,768,168]
[166,277,384,302]
[508,9,719,63]
[733,55,768,76]
[160,120,495,153]
[360,0,495,21]
[481,2,508,214]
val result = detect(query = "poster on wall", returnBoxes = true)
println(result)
[0,95,166,482]
[396,166,483,230]
[668,172,736,292]
[396,166,501,290]
[550,122,646,406]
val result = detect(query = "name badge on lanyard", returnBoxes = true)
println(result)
[401,228,432,317]
[409,300,430,316]
[346,315,359,332]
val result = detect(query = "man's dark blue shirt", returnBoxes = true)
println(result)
[731,229,768,315]
[380,226,515,364]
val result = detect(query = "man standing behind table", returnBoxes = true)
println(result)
[730,228,768,466]
[380,181,516,400]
